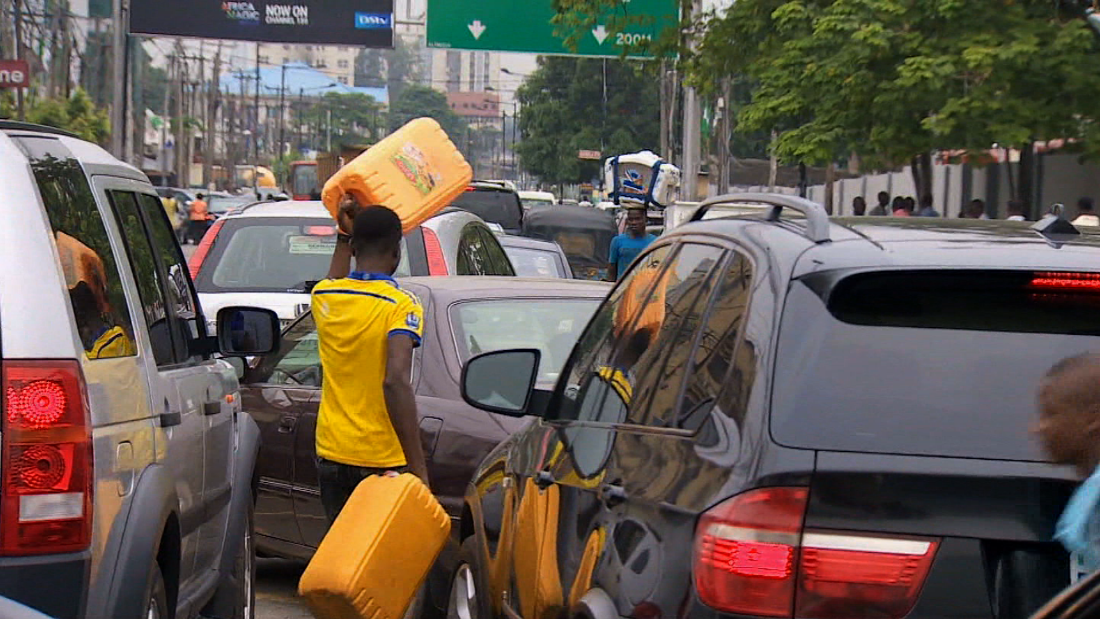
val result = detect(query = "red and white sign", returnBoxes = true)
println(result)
[578,149,602,160]
[0,60,30,88]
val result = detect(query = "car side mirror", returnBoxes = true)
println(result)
[217,307,281,357]
[461,349,541,417]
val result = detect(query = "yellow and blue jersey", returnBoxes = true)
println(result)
[312,272,424,469]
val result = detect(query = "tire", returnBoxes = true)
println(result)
[145,562,169,619]
[447,537,491,619]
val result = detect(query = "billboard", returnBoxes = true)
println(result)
[130,0,395,47]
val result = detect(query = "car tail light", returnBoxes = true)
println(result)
[1029,272,1100,291]
[422,227,448,275]
[188,218,226,279]
[693,488,938,619]
[1,360,92,555]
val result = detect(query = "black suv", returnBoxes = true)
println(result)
[451,181,525,234]
[453,194,1092,619]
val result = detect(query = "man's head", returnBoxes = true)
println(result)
[1007,199,1025,217]
[877,191,890,207]
[625,207,647,237]
[1036,353,1100,475]
[966,199,986,218]
[904,197,916,212]
[1080,197,1095,213]
[852,196,867,216]
[196,193,205,200]
[350,205,403,275]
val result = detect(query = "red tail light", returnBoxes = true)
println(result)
[188,218,225,279]
[693,488,938,619]
[422,227,448,276]
[1,360,92,555]
[1030,271,1100,291]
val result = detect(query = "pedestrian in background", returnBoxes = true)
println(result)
[1006,200,1027,221]
[312,196,428,523]
[892,196,910,217]
[188,193,210,245]
[1074,197,1099,227]
[904,196,917,216]
[916,195,940,217]
[852,196,867,216]
[1036,353,1100,571]
[869,191,890,216]
[608,207,656,282]
[961,199,987,219]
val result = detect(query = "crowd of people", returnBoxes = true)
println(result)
[849,191,1098,224]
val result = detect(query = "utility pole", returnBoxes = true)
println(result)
[14,0,24,120]
[204,46,221,189]
[717,78,732,194]
[278,64,286,160]
[109,0,127,157]
[254,42,260,166]
[681,0,702,201]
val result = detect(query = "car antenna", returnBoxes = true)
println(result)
[1031,202,1080,248]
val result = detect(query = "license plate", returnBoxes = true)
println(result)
[1072,552,1089,584]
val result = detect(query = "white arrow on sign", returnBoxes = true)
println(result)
[468,20,487,40]
[592,25,609,44]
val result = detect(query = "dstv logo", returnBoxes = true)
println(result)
[355,12,392,29]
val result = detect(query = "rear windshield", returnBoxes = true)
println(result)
[196,218,337,293]
[505,246,566,278]
[452,190,523,230]
[771,271,1100,462]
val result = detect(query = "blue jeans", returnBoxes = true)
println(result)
[316,457,405,524]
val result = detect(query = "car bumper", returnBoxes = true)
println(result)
[0,551,89,618]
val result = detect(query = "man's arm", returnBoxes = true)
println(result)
[607,263,618,282]
[607,237,619,282]
[325,194,360,279]
[384,334,429,483]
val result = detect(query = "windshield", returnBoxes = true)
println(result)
[207,195,251,215]
[771,272,1100,462]
[504,246,566,278]
[451,299,601,383]
[196,218,337,293]
[522,198,554,210]
[292,165,319,197]
[452,190,523,230]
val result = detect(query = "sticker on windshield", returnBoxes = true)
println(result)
[288,235,336,255]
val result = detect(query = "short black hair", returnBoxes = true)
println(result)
[878,191,890,203]
[351,205,403,257]
[196,193,205,200]
[1079,197,1095,212]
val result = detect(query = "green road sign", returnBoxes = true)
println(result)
[426,0,678,58]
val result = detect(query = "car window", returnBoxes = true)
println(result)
[553,243,675,424]
[257,314,322,387]
[624,243,728,427]
[506,246,566,278]
[107,191,176,366]
[137,193,206,362]
[477,228,515,276]
[451,190,523,231]
[678,253,755,433]
[451,298,602,384]
[196,218,337,293]
[456,223,487,276]
[17,139,137,360]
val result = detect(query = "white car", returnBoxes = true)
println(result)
[189,201,516,331]
[518,190,556,211]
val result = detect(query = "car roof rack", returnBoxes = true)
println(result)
[0,120,80,139]
[690,192,832,243]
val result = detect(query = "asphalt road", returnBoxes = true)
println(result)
[182,241,314,618]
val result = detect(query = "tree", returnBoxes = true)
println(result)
[15,89,111,144]
[515,56,661,186]
[302,92,385,148]
[690,0,1100,208]
[388,85,465,137]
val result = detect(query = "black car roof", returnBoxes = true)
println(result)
[670,214,1100,276]
[523,204,617,230]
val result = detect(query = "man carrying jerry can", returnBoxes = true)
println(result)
[312,195,430,522]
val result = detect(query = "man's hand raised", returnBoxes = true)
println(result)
[337,193,360,235]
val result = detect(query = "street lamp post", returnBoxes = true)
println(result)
[278,64,287,160]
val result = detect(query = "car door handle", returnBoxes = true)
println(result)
[535,470,555,490]
[160,399,182,428]
[203,401,221,416]
[598,484,627,507]
[277,416,297,434]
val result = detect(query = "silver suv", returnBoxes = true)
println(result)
[0,121,279,619]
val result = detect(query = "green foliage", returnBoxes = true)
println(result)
[690,0,1100,168]
[302,92,384,147]
[22,89,111,144]
[515,56,661,185]
[388,85,466,137]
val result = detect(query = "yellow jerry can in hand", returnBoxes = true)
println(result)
[299,473,451,619]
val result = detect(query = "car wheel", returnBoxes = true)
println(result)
[145,563,169,619]
[448,538,489,619]
[231,504,257,619]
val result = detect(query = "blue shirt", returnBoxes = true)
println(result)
[609,233,656,279]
